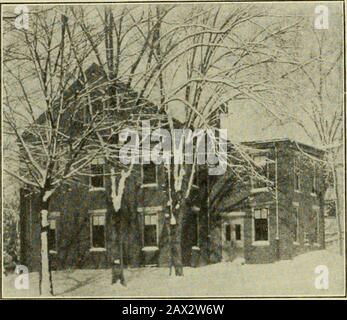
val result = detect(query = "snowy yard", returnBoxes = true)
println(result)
[3,249,345,298]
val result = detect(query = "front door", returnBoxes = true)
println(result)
[222,215,244,262]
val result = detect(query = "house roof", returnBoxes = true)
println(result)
[31,63,193,132]
[38,62,163,121]
[241,138,325,158]
[22,63,178,142]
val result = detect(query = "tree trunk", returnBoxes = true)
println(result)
[39,200,54,296]
[171,198,185,276]
[118,208,126,285]
[109,166,131,285]
[111,209,125,286]
[172,226,183,276]
[168,212,173,276]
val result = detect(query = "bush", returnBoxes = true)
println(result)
[3,205,20,274]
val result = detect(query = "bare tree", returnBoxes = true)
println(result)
[73,5,173,284]
[3,6,113,295]
[149,4,302,275]
[269,17,344,254]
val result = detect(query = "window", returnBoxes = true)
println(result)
[48,219,57,252]
[253,155,269,189]
[144,212,158,246]
[90,161,104,189]
[225,224,231,242]
[293,207,299,243]
[235,224,241,241]
[294,156,300,191]
[254,208,269,241]
[142,163,157,185]
[91,213,106,248]
[311,163,317,194]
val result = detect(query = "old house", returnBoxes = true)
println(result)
[18,65,326,271]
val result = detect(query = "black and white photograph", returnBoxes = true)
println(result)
[1,0,345,299]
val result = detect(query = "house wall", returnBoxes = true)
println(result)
[215,140,325,264]
[279,142,325,258]
[20,164,209,271]
[20,138,326,269]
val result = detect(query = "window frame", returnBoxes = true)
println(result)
[139,207,161,248]
[235,224,242,241]
[252,208,270,245]
[89,158,105,191]
[143,212,158,247]
[251,154,270,190]
[225,224,231,242]
[89,210,107,251]
[141,162,158,187]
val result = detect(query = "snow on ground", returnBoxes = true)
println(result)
[3,249,345,298]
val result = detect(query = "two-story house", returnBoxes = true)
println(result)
[18,64,326,271]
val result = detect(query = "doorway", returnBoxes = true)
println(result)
[222,213,245,262]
